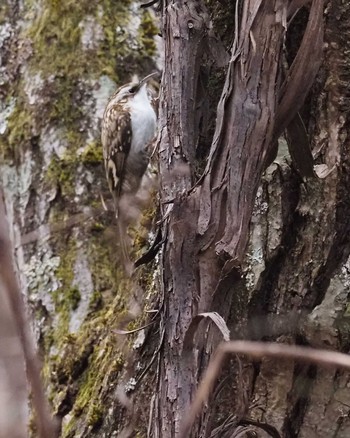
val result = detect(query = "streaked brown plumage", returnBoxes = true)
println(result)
[101,73,158,273]
[101,73,158,218]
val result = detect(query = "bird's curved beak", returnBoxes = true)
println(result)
[134,72,159,92]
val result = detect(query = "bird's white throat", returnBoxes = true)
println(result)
[129,85,156,154]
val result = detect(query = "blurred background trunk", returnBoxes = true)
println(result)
[1,0,350,437]
[0,0,160,436]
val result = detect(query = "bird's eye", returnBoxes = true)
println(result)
[129,85,137,94]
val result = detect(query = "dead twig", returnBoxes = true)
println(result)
[140,0,161,9]
[0,189,57,437]
[179,340,350,438]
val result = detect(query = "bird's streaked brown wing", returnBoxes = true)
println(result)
[101,104,132,200]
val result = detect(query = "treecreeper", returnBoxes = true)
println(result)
[101,72,159,271]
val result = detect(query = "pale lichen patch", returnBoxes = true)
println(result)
[40,126,67,168]
[23,70,44,105]
[79,15,104,51]
[0,98,16,134]
[69,247,94,333]
[24,250,61,315]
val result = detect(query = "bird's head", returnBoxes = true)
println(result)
[112,72,159,103]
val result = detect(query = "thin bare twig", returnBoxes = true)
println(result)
[0,189,57,437]
[140,0,161,9]
[112,320,155,335]
[288,0,311,19]
[179,340,350,438]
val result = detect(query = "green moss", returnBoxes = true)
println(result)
[67,287,81,311]
[27,1,94,78]
[26,0,134,128]
[48,77,85,129]
[139,10,158,57]
[90,222,105,232]
[64,344,124,433]
[48,237,77,347]
[87,404,103,428]
[0,3,9,24]
[7,105,32,145]
[46,155,75,196]
[129,188,158,260]
[23,0,135,164]
[88,235,121,295]
[80,141,103,165]
[54,334,93,386]
[0,100,34,156]
[88,290,103,312]
[140,190,158,229]
[205,0,236,48]
[43,230,156,436]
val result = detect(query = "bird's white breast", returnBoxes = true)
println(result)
[129,86,156,154]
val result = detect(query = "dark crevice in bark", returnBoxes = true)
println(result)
[247,174,303,339]
[307,122,350,309]
[308,237,350,309]
[283,362,317,438]
[286,7,309,66]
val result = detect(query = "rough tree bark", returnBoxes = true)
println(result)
[152,0,350,437]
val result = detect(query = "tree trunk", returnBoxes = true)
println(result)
[152,0,350,437]
[0,0,160,436]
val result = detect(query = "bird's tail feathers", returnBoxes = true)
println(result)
[116,216,133,277]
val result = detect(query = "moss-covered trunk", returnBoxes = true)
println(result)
[1,0,159,436]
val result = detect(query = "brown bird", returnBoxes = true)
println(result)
[101,72,158,219]
[101,72,158,273]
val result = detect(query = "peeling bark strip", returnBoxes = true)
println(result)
[275,0,324,177]
[198,1,287,263]
[275,0,323,139]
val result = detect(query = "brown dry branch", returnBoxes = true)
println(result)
[0,189,57,437]
[180,341,350,438]
[140,0,161,10]
[288,0,312,19]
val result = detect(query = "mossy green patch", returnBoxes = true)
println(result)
[0,99,35,156]
[80,141,103,165]
[67,287,81,311]
[48,76,85,129]
[46,154,76,196]
[88,290,103,312]
[25,0,137,131]
[139,10,158,58]
[205,0,236,48]
[49,237,77,344]
[0,1,10,24]
[88,234,120,295]
[27,0,95,78]
[62,337,125,435]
